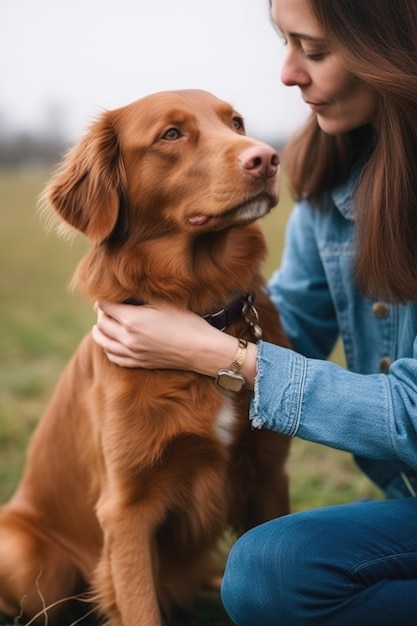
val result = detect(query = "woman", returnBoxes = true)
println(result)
[93,0,417,623]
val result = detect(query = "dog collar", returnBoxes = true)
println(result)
[204,292,262,340]
[124,292,262,340]
[203,294,248,331]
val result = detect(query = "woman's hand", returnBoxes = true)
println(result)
[93,301,212,370]
[92,301,257,387]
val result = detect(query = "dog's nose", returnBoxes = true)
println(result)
[238,145,280,179]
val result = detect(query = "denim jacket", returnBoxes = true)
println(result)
[249,166,417,498]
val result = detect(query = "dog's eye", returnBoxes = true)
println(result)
[232,116,245,133]
[162,128,181,141]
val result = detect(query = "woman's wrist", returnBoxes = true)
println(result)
[195,331,257,391]
[240,341,257,390]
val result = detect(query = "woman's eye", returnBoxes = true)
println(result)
[303,49,327,61]
[162,128,181,140]
[232,116,245,132]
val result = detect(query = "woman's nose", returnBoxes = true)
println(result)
[280,50,311,87]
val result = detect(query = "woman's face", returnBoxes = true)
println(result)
[271,0,378,135]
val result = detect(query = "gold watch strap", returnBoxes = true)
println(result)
[215,338,248,393]
[230,338,248,373]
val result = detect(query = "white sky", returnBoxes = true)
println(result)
[1,0,308,143]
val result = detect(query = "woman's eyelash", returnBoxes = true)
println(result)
[280,36,326,61]
[304,52,326,61]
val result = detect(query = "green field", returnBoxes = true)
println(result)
[0,169,381,625]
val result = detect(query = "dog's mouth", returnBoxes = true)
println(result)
[187,192,277,227]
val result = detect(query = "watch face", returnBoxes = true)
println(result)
[215,370,246,392]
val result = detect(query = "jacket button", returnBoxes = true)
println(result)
[379,357,391,373]
[372,302,389,319]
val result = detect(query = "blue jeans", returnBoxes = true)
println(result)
[221,499,417,625]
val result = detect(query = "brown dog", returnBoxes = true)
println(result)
[0,90,290,625]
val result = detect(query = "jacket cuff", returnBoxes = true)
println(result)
[249,340,307,436]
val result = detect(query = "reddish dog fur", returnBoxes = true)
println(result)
[0,90,290,625]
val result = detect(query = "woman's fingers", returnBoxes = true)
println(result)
[95,300,128,323]
[91,323,127,357]
[91,324,143,368]
[92,300,230,374]
[93,301,189,369]
[96,300,153,329]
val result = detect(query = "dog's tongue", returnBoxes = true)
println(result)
[188,214,210,225]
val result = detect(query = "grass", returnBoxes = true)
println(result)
[0,169,382,625]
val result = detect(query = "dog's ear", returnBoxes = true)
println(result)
[45,111,126,242]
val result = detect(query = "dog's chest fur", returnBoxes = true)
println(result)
[215,397,237,446]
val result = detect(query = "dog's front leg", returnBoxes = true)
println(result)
[94,497,162,626]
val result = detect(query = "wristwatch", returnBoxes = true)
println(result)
[215,338,248,392]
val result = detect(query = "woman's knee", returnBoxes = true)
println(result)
[221,513,315,625]
[221,508,352,626]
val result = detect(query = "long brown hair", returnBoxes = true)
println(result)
[283,0,417,302]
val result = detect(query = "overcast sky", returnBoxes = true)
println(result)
[1,0,309,143]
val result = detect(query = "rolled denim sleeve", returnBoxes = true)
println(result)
[249,340,417,471]
[250,342,306,435]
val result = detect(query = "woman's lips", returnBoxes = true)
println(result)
[306,101,328,113]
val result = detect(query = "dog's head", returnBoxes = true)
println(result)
[42,90,280,306]
[44,90,280,245]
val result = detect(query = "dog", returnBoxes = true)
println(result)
[0,90,291,625]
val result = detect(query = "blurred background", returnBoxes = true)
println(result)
[1,0,309,169]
